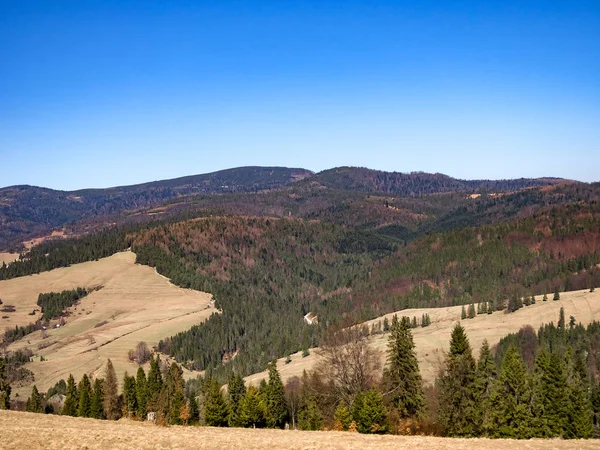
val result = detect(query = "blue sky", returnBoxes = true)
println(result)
[1,1,599,190]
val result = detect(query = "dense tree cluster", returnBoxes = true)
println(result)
[37,287,90,321]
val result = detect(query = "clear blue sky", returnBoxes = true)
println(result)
[1,1,599,190]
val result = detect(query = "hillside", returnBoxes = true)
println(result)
[244,288,600,387]
[0,251,215,396]
[0,166,311,249]
[0,410,595,450]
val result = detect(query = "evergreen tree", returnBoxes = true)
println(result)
[565,353,593,438]
[558,307,566,331]
[90,378,105,419]
[135,367,147,419]
[103,359,120,420]
[543,293,548,302]
[468,303,476,318]
[77,374,92,418]
[189,393,199,424]
[351,389,387,434]
[204,379,229,427]
[123,373,137,418]
[488,345,533,438]
[553,288,560,301]
[265,361,288,428]
[0,356,11,410]
[146,355,163,412]
[461,305,467,320]
[26,385,43,413]
[62,374,79,416]
[438,323,478,436]
[227,372,247,427]
[239,385,267,428]
[381,315,424,419]
[158,363,185,425]
[334,402,352,431]
[383,317,390,332]
[475,340,497,435]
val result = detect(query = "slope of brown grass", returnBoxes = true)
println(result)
[246,288,600,387]
[0,410,595,450]
[0,251,215,396]
[0,251,18,266]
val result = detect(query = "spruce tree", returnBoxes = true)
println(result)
[103,359,119,420]
[461,305,467,320]
[381,315,424,419]
[468,303,476,318]
[123,373,137,418]
[90,378,105,419]
[146,355,163,412]
[475,340,497,435]
[135,367,147,419]
[239,385,267,428]
[553,288,560,301]
[0,357,11,410]
[227,372,247,427]
[438,323,478,436]
[351,389,387,434]
[334,403,352,430]
[204,379,229,427]
[265,361,288,428]
[77,374,92,418]
[488,345,533,438]
[565,352,593,438]
[189,393,199,424]
[27,385,43,413]
[62,374,79,416]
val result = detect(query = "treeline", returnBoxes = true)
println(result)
[37,287,90,321]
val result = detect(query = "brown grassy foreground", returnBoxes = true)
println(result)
[0,410,595,450]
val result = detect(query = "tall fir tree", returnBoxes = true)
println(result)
[103,359,120,420]
[565,351,594,438]
[135,367,148,419]
[90,378,105,419]
[26,385,43,413]
[351,389,388,434]
[146,355,163,412]
[381,315,424,419]
[531,349,568,436]
[227,372,247,427]
[77,374,92,418]
[438,323,478,436]
[123,373,138,418]
[475,340,497,435]
[265,361,288,428]
[62,374,79,416]
[204,379,229,427]
[239,385,267,428]
[488,345,533,438]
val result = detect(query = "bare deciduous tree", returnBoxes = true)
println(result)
[315,326,381,406]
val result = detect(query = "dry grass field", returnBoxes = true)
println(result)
[0,251,215,396]
[245,288,600,386]
[0,410,596,450]
[0,251,19,266]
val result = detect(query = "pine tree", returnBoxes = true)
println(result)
[62,374,79,416]
[461,305,467,320]
[265,361,288,428]
[135,367,147,419]
[558,307,566,331]
[565,352,593,438]
[158,363,185,425]
[553,288,560,301]
[383,317,390,332]
[204,379,229,427]
[123,373,137,418]
[146,355,163,412]
[334,403,352,431]
[543,293,548,302]
[77,374,92,418]
[475,340,497,435]
[26,385,43,413]
[488,345,533,438]
[239,385,267,428]
[411,316,418,328]
[103,359,120,420]
[90,378,105,419]
[438,323,478,436]
[351,389,387,434]
[189,393,199,424]
[381,315,424,419]
[227,372,247,427]
[0,357,11,410]
[468,303,476,318]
